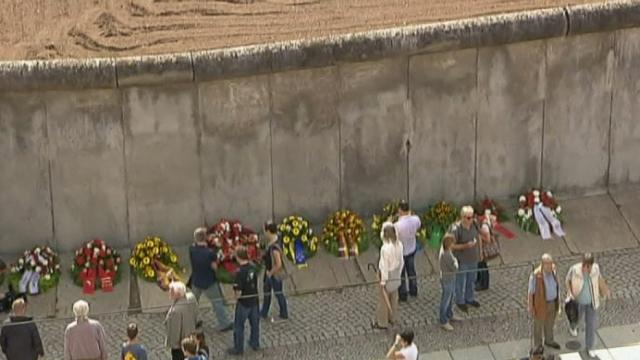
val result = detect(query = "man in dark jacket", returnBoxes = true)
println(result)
[0,298,44,360]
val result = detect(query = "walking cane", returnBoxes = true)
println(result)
[368,263,392,313]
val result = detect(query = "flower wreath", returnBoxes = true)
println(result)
[71,239,122,290]
[9,245,61,295]
[129,236,182,283]
[322,210,369,258]
[206,219,261,283]
[371,200,400,248]
[279,215,318,267]
[515,189,563,234]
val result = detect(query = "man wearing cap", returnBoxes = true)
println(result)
[394,201,421,302]
[528,253,561,355]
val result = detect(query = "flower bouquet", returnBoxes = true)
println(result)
[371,200,400,247]
[130,236,183,290]
[0,259,6,287]
[515,189,564,238]
[475,197,508,222]
[71,239,122,293]
[9,245,61,295]
[419,201,458,249]
[322,210,369,258]
[279,215,318,267]
[206,219,261,283]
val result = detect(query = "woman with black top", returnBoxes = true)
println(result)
[260,222,289,321]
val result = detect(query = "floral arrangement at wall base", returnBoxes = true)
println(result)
[9,245,61,295]
[322,210,369,258]
[515,189,565,240]
[71,239,122,294]
[371,200,400,248]
[130,236,183,291]
[206,219,260,283]
[0,259,6,287]
[279,215,318,268]
[475,197,515,239]
[418,201,458,249]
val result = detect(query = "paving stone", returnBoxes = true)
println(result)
[562,195,638,253]
[609,188,640,242]
[597,323,640,348]
[450,345,494,360]
[56,249,131,318]
[489,339,531,360]
[422,350,454,360]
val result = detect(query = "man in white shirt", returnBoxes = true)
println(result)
[394,201,422,302]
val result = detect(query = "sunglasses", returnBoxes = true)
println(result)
[464,216,473,220]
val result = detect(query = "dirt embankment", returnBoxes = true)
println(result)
[0,0,604,61]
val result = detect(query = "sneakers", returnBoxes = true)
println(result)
[466,300,481,308]
[450,314,464,322]
[456,303,468,313]
[569,327,578,337]
[588,350,597,358]
[441,323,454,331]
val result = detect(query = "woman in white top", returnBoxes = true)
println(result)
[374,222,404,329]
[386,330,418,360]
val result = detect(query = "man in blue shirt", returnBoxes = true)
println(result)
[189,227,232,332]
[527,253,561,355]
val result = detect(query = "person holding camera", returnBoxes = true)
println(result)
[385,330,418,360]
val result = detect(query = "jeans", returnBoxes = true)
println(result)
[192,284,232,329]
[260,275,289,319]
[455,262,477,305]
[170,348,183,360]
[399,251,417,299]
[575,303,598,350]
[233,302,260,353]
[439,278,456,324]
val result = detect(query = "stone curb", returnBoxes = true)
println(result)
[0,0,639,90]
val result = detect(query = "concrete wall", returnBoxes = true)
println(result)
[2,17,640,251]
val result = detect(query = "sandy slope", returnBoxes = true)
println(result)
[0,0,604,61]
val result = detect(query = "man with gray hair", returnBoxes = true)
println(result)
[64,299,107,360]
[449,205,480,312]
[189,227,232,332]
[528,254,561,355]
[0,298,44,360]
[165,281,198,360]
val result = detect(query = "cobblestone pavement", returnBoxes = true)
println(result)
[12,247,640,360]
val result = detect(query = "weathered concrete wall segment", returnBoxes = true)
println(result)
[2,3,640,252]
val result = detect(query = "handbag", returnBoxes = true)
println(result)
[474,221,501,261]
[564,298,579,327]
[482,236,501,261]
[384,266,402,293]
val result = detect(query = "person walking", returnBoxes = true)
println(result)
[189,227,233,332]
[527,254,561,355]
[164,281,198,360]
[373,222,404,329]
[394,201,421,302]
[260,221,289,321]
[0,298,44,360]
[439,234,463,331]
[385,330,418,360]
[565,253,610,358]
[121,323,147,360]
[449,205,481,312]
[64,300,108,360]
[228,246,260,356]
